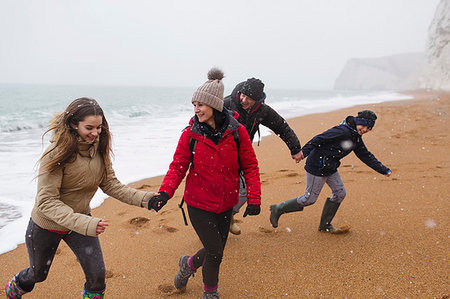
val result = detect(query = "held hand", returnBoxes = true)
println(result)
[96,221,109,235]
[243,204,261,217]
[148,191,169,212]
[291,151,304,163]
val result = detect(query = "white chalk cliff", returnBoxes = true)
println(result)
[334,53,424,90]
[419,0,450,91]
[335,0,449,91]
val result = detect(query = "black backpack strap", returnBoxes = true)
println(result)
[232,130,241,170]
[233,129,240,149]
[178,197,188,226]
[189,137,198,167]
[257,126,261,146]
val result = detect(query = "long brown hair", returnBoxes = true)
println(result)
[40,98,113,173]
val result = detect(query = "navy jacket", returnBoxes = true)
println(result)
[224,82,301,155]
[301,116,390,177]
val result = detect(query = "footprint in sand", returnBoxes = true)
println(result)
[117,211,127,216]
[355,170,370,174]
[128,217,150,228]
[285,172,299,177]
[158,284,184,295]
[154,224,178,233]
[258,226,273,234]
[105,269,118,279]
[158,210,171,216]
[157,225,178,233]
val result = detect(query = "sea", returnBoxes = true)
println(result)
[0,83,412,254]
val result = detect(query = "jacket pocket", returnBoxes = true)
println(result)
[319,156,336,172]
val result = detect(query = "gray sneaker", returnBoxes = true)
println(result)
[202,290,220,299]
[174,255,195,289]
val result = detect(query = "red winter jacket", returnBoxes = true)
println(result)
[160,113,261,214]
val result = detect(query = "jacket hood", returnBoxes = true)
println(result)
[341,116,361,137]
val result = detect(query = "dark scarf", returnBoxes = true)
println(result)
[194,109,229,144]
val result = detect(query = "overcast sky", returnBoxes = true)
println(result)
[0,0,440,89]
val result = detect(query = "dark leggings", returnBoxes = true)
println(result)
[187,206,232,287]
[16,219,105,293]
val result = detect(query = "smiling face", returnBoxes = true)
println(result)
[72,115,103,143]
[239,93,256,111]
[356,124,370,135]
[193,101,215,128]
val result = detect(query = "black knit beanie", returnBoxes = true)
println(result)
[354,110,377,129]
[240,78,265,101]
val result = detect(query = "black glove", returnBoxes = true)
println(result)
[147,191,169,212]
[243,204,261,217]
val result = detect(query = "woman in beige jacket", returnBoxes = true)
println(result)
[5,98,156,299]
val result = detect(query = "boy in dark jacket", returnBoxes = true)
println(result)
[224,78,302,234]
[270,110,392,233]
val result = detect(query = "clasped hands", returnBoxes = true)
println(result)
[147,191,169,212]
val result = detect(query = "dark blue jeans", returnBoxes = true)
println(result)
[188,206,232,287]
[16,219,105,293]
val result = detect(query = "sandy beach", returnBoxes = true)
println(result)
[1,90,448,298]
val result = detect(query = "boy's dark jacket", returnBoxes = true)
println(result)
[301,116,390,176]
[224,81,301,155]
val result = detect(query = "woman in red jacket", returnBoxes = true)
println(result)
[148,68,261,299]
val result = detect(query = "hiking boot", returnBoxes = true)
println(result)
[229,216,241,235]
[5,275,27,299]
[174,255,195,289]
[202,290,220,299]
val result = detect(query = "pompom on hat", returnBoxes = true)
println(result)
[192,68,225,112]
[354,110,377,130]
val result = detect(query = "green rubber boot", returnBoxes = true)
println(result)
[318,198,350,234]
[270,198,303,228]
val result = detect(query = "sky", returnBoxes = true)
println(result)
[0,0,441,89]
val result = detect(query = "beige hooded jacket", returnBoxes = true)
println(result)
[31,138,153,237]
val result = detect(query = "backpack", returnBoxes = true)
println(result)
[178,129,241,226]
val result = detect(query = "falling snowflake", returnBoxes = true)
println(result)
[425,219,436,228]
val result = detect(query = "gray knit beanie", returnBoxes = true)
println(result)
[192,68,225,112]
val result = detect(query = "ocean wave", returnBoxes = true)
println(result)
[129,110,150,118]
[0,122,45,133]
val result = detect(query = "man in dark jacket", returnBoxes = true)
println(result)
[224,78,303,234]
[269,110,392,233]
